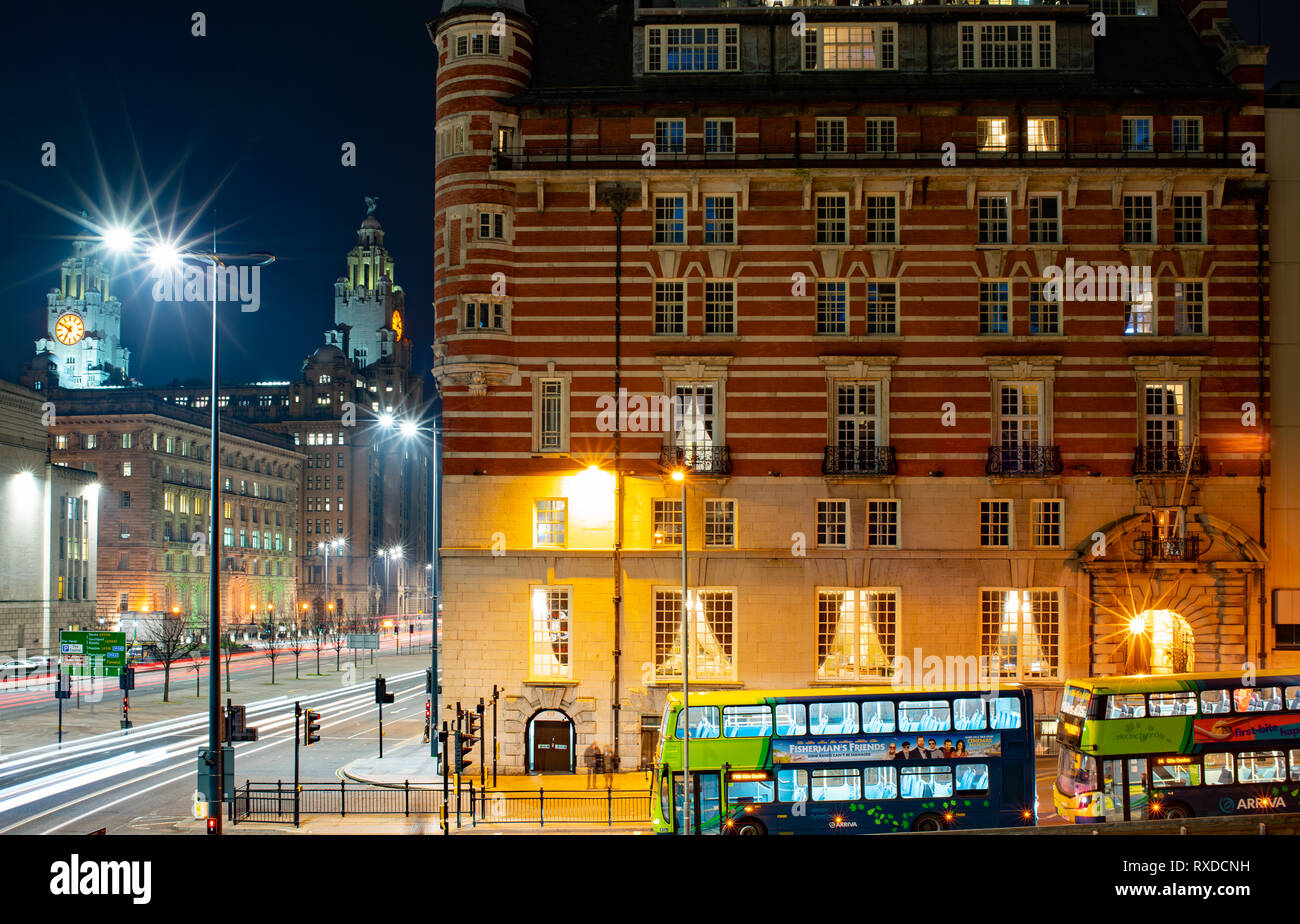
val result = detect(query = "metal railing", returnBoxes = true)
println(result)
[985,445,1062,476]
[1134,534,1203,563]
[1132,444,1210,477]
[494,141,1234,172]
[822,445,897,476]
[230,780,652,828]
[659,443,733,476]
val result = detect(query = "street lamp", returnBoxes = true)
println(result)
[671,465,693,833]
[319,537,345,628]
[102,222,274,834]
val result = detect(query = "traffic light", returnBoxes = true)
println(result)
[226,704,259,742]
[304,709,321,746]
[458,710,481,773]
[425,699,432,721]
[119,668,135,691]
[375,676,395,705]
[425,668,433,694]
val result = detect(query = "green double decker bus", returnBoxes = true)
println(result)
[1054,669,1300,823]
[652,685,1037,835]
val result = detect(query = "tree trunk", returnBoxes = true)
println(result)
[163,662,171,702]
[295,654,300,680]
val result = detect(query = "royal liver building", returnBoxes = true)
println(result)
[32,235,133,388]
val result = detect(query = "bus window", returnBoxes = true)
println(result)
[954,698,986,731]
[1151,757,1198,788]
[1105,694,1146,719]
[861,700,896,733]
[674,706,720,739]
[863,766,897,799]
[1238,750,1285,782]
[776,768,808,803]
[660,771,671,821]
[1287,687,1300,710]
[1204,752,1234,785]
[900,766,953,799]
[1148,692,1197,716]
[1235,686,1282,713]
[1291,750,1300,782]
[956,763,989,793]
[1200,689,1231,715]
[1056,748,1098,797]
[899,699,951,733]
[811,768,861,802]
[722,704,773,738]
[775,703,806,736]
[729,779,774,804]
[810,701,859,735]
[989,696,1022,729]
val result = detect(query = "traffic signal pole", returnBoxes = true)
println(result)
[293,701,301,828]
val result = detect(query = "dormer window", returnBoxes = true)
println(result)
[960,23,1055,70]
[802,24,895,71]
[645,25,739,73]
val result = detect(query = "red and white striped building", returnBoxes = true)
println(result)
[431,0,1272,772]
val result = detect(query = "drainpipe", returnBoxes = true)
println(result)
[601,185,636,764]
[1256,194,1268,667]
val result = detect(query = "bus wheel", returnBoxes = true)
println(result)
[732,818,766,836]
[912,814,944,832]
[1162,803,1192,820]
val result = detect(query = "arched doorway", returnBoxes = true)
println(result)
[526,709,574,773]
[1126,609,1195,674]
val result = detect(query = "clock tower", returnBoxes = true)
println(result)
[328,200,405,369]
[33,234,132,388]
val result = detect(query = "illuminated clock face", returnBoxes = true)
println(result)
[391,310,403,341]
[54,313,85,346]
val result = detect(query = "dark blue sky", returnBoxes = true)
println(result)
[0,0,438,386]
[0,1,1293,388]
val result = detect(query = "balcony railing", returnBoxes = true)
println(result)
[985,445,1062,477]
[659,443,733,476]
[1132,445,1209,477]
[822,445,897,477]
[1134,534,1203,563]
[493,141,1234,172]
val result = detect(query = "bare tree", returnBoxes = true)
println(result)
[220,631,238,692]
[328,611,346,671]
[286,631,308,680]
[148,613,198,703]
[261,623,287,684]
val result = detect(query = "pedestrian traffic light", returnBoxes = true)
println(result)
[304,709,321,746]
[226,704,259,742]
[119,668,135,691]
[375,676,395,704]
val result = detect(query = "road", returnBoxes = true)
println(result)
[0,632,436,835]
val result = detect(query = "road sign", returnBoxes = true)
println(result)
[346,633,380,650]
[59,630,127,677]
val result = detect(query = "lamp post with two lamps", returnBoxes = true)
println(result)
[101,221,274,834]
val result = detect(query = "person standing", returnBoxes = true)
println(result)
[585,741,601,788]
[603,744,617,789]
[591,741,605,788]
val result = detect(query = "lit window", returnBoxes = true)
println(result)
[816,589,897,679]
[977,117,1009,153]
[529,586,571,680]
[981,589,1061,680]
[1026,117,1059,153]
[803,24,895,71]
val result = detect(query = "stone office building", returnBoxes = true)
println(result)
[0,379,100,656]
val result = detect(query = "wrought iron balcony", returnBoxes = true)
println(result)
[985,445,1062,477]
[1132,445,1210,477]
[822,445,897,477]
[1134,534,1203,563]
[659,443,732,477]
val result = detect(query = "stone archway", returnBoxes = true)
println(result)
[499,686,597,774]
[1078,512,1266,674]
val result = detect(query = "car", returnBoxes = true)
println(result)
[27,655,57,672]
[0,658,38,678]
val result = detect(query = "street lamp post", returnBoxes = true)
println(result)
[103,224,273,834]
[672,466,692,834]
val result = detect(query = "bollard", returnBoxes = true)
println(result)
[340,779,346,817]
[539,786,545,828]
[608,787,613,827]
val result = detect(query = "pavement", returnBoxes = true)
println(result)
[340,739,653,791]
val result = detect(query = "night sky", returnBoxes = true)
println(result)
[0,1,1294,389]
